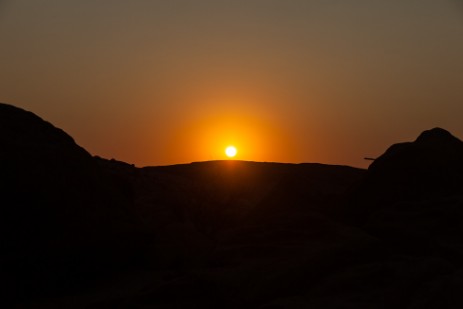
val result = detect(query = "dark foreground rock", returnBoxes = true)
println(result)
[363,127,463,205]
[0,103,144,303]
[3,103,463,308]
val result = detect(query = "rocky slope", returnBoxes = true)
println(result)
[0,103,143,302]
[3,103,463,308]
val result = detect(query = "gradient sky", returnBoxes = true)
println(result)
[1,1,462,167]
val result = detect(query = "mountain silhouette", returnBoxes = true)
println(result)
[3,103,463,308]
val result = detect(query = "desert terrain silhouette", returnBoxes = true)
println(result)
[2,103,463,308]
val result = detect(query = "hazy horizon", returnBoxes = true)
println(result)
[1,1,462,168]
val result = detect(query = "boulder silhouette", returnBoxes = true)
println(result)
[349,128,463,261]
[363,127,463,205]
[0,103,141,300]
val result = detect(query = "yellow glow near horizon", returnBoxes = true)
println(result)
[225,146,237,158]
[162,97,299,164]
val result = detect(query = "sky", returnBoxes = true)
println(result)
[0,0,462,167]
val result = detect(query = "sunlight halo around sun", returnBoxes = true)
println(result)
[225,146,237,158]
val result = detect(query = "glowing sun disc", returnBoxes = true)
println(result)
[225,146,237,158]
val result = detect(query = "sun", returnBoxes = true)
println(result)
[225,146,237,158]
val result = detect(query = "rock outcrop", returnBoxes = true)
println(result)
[365,127,463,204]
[0,103,141,300]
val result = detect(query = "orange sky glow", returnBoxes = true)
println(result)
[0,1,462,167]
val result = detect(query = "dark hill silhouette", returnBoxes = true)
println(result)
[350,128,463,275]
[365,127,463,204]
[4,102,463,308]
[0,103,143,302]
